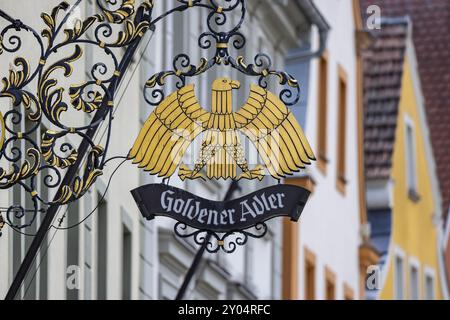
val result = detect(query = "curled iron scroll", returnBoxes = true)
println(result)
[144,0,300,107]
[0,0,202,229]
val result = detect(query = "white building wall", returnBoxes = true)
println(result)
[295,0,361,299]
[0,0,309,300]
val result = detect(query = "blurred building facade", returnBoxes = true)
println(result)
[0,0,326,300]
[283,0,376,300]
[1,0,449,301]
[360,0,450,296]
[362,18,447,300]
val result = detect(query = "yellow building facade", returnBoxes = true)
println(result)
[363,19,448,300]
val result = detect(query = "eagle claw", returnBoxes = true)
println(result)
[178,165,207,181]
[239,165,265,181]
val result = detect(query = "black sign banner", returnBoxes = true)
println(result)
[131,184,310,233]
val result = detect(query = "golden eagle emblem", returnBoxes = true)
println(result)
[129,78,315,181]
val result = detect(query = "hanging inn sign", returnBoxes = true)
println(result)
[0,0,316,299]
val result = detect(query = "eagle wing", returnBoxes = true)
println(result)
[129,84,209,178]
[234,84,315,179]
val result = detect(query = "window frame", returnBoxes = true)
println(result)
[343,283,354,300]
[394,247,406,300]
[408,257,420,300]
[424,266,436,300]
[325,266,336,300]
[316,51,329,175]
[404,115,420,201]
[336,65,348,195]
[96,181,108,300]
[121,207,133,300]
[304,247,316,300]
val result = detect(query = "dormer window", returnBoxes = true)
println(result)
[405,116,420,202]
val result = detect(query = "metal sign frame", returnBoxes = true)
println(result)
[0,0,314,300]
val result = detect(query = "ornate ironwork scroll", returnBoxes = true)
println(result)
[174,222,268,254]
[132,0,310,250]
[1,1,310,252]
[132,184,310,253]
[0,0,210,231]
[144,0,300,108]
[0,0,154,231]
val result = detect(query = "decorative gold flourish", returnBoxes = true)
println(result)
[0,58,42,122]
[39,45,83,124]
[102,0,136,23]
[0,0,156,227]
[0,149,41,189]
[41,2,70,46]
[69,84,103,113]
[54,146,104,204]
[1,58,30,98]
[235,55,298,87]
[21,91,42,122]
[41,130,78,169]
[114,19,150,46]
[63,15,105,43]
[145,57,209,90]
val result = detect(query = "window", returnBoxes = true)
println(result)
[244,238,254,286]
[405,118,419,201]
[409,264,419,300]
[67,201,80,300]
[84,191,93,300]
[425,269,435,300]
[172,6,185,58]
[122,224,132,300]
[11,110,48,300]
[304,248,316,300]
[325,267,336,300]
[97,193,107,299]
[85,0,97,78]
[336,66,347,194]
[394,255,405,300]
[317,53,329,174]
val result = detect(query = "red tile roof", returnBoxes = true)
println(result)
[363,20,408,180]
[361,0,450,219]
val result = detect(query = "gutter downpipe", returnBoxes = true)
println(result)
[290,0,330,61]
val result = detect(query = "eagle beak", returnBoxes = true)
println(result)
[230,80,241,90]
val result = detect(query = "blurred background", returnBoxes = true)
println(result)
[0,0,449,300]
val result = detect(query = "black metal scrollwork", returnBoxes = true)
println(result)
[174,221,267,254]
[0,1,299,246]
[144,0,300,107]
[0,0,169,230]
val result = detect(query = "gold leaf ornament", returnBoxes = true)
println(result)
[102,0,136,23]
[0,148,41,189]
[41,130,78,169]
[69,84,103,113]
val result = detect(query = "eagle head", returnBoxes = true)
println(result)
[212,78,241,92]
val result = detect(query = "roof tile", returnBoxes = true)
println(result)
[361,0,450,217]
[363,20,408,180]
